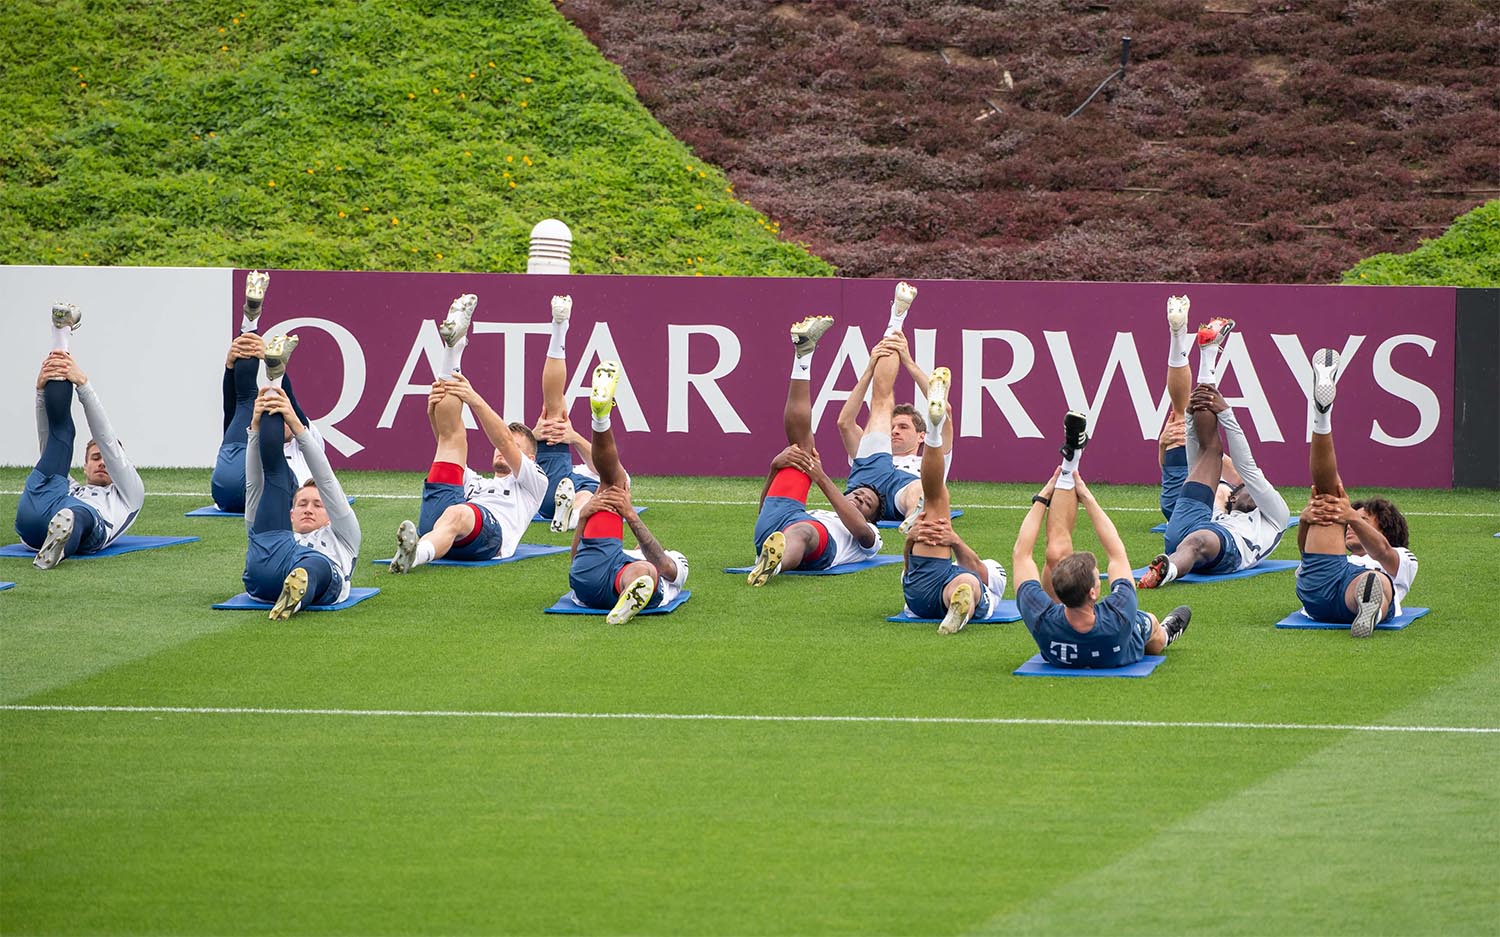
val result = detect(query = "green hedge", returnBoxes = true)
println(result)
[1343,201,1500,287]
[0,0,833,277]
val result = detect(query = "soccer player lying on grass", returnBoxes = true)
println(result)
[1294,348,1418,637]
[564,361,688,624]
[210,271,325,513]
[1011,417,1190,669]
[1139,315,1291,588]
[532,294,602,533]
[835,283,952,531]
[746,316,882,586]
[18,305,146,570]
[389,296,549,572]
[898,369,1006,635]
[241,337,360,621]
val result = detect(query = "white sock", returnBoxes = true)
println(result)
[927,410,945,435]
[268,374,284,390]
[1168,329,1192,368]
[442,337,468,378]
[50,326,70,352]
[1056,467,1076,491]
[592,414,611,433]
[1197,346,1220,385]
[413,540,436,567]
[240,316,259,334]
[548,319,568,359]
[1165,560,1180,583]
[1313,401,1332,431]
[791,353,811,380]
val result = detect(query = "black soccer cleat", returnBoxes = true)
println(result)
[1060,410,1089,460]
[1161,605,1192,646]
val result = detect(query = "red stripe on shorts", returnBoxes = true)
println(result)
[453,503,484,548]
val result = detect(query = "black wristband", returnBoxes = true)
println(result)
[1032,494,1052,507]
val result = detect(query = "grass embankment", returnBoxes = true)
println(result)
[1344,200,1500,287]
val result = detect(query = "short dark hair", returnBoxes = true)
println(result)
[507,421,538,457]
[891,403,926,435]
[1352,497,1409,549]
[1052,552,1099,608]
[850,483,883,521]
[298,478,319,491]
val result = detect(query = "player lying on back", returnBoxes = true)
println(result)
[532,294,603,533]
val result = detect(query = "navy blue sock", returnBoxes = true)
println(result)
[63,507,99,554]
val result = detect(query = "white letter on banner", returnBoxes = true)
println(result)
[1371,334,1439,447]
[961,330,1040,439]
[269,316,369,456]
[1270,334,1366,442]
[1213,339,1283,442]
[667,325,749,433]
[1043,330,1165,438]
[812,327,873,427]
[471,322,550,423]
[910,328,937,415]
[379,321,475,432]
[565,322,648,431]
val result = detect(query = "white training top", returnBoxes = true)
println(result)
[245,428,361,603]
[463,456,550,559]
[1347,547,1419,616]
[807,509,883,566]
[622,547,690,604]
[33,384,145,549]
[1193,407,1291,570]
[857,433,952,479]
[283,424,324,486]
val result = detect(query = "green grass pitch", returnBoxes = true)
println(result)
[3,467,1497,934]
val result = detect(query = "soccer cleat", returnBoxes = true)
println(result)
[438,293,477,348]
[926,366,951,428]
[607,574,656,625]
[389,520,419,574]
[550,294,572,323]
[1060,410,1088,461]
[897,497,924,536]
[550,477,575,534]
[591,360,621,421]
[1161,605,1192,646]
[262,333,299,382]
[892,281,918,318]
[33,508,74,570]
[747,531,785,587]
[1311,348,1340,414]
[938,582,974,635]
[790,316,834,358]
[1196,316,1236,351]
[1137,553,1173,589]
[1166,294,1190,334]
[1350,569,1383,638]
[50,302,82,331]
[243,270,270,319]
[269,567,308,621]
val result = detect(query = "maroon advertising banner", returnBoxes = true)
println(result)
[241,271,1456,488]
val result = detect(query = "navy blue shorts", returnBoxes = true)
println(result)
[1163,481,1240,575]
[16,469,106,554]
[1296,552,1393,624]
[903,554,991,620]
[419,481,504,562]
[845,452,917,522]
[569,535,664,610]
[534,441,600,519]
[243,529,343,605]
[752,496,834,571]
[1159,448,1188,523]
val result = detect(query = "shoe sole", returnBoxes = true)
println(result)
[263,335,299,380]
[892,282,917,316]
[1312,348,1340,412]
[33,511,74,570]
[790,316,835,354]
[897,498,924,536]
[1166,295,1189,333]
[1138,554,1170,589]
[938,583,973,635]
[1197,318,1236,350]
[51,304,82,331]
[927,367,950,428]
[591,362,620,420]
[439,297,475,348]
[1350,570,1382,638]
[747,532,785,587]
[607,574,655,625]
[389,521,419,573]
[551,295,571,323]
[270,567,308,621]
[551,480,575,534]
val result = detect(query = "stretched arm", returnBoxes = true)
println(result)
[835,354,880,459]
[448,375,523,471]
[949,532,987,579]
[1075,477,1131,582]
[1339,501,1401,574]
[1011,501,1046,587]
[34,392,47,455]
[1217,407,1290,525]
[296,428,357,541]
[244,427,264,530]
[623,504,679,582]
[565,425,596,471]
[76,381,145,509]
[809,458,877,548]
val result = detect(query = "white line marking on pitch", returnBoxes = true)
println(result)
[2,705,1495,735]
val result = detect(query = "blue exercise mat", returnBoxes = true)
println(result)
[372,543,569,567]
[0,535,200,560]
[0,582,14,592]
[1151,517,1297,534]
[1275,606,1429,631]
[213,587,381,611]
[878,508,963,530]
[1123,559,1298,583]
[545,590,692,616]
[1014,653,1166,677]
[887,598,1021,624]
[724,554,904,576]
[188,497,355,517]
[531,505,648,524]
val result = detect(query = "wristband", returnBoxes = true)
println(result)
[1032,494,1051,507]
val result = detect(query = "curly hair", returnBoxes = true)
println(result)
[849,483,884,521]
[1351,497,1409,548]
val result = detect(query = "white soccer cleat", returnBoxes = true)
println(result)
[439,293,477,348]
[33,508,74,570]
[50,302,82,331]
[897,497,924,537]
[1311,348,1340,414]
[550,294,572,323]
[938,582,974,635]
[789,316,834,358]
[747,531,785,587]
[263,333,299,382]
[926,366,951,428]
[591,360,620,421]
[1166,295,1190,334]
[606,574,656,625]
[550,477,575,534]
[243,270,270,319]
[892,281,918,318]
[1350,569,1382,638]
[982,558,1008,597]
[389,520,419,574]
[269,567,308,621]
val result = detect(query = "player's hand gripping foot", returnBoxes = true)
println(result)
[551,294,572,323]
[892,281,918,319]
[1060,410,1088,460]
[243,270,270,319]
[747,531,785,587]
[1161,605,1192,646]
[937,581,974,635]
[790,316,834,358]
[269,567,308,621]
[50,302,82,331]
[607,574,655,625]
[33,508,74,570]
[1311,348,1340,415]
[550,477,575,534]
[1197,316,1235,351]
[389,520,419,574]
[263,334,299,382]
[1166,294,1190,334]
[1137,553,1174,589]
[1350,569,1382,638]
[439,293,477,348]
[591,360,620,421]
